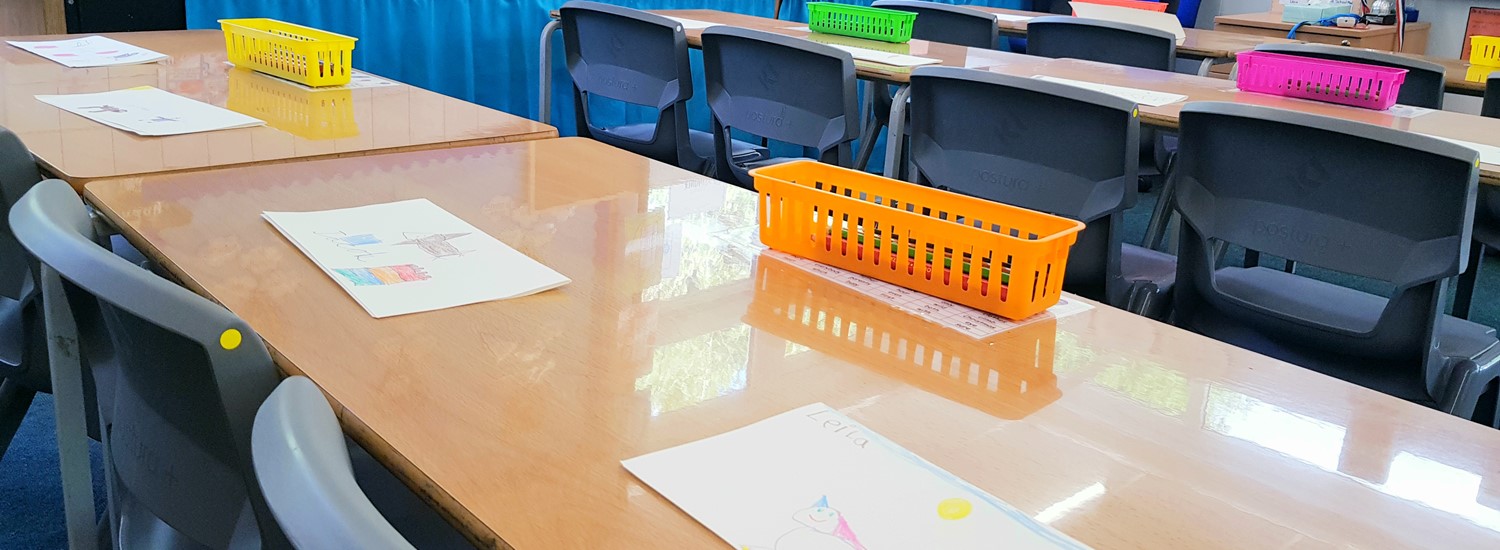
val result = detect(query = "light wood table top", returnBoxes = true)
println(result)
[86,137,1500,549]
[642,10,1051,83]
[980,58,1500,185]
[970,7,1300,60]
[1410,53,1497,97]
[0,30,557,190]
[1213,11,1430,39]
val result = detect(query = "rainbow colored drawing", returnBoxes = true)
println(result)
[333,264,431,286]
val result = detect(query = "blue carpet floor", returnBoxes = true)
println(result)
[1,189,1497,548]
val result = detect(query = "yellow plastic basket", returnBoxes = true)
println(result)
[226,68,357,140]
[1473,36,1500,68]
[220,18,357,87]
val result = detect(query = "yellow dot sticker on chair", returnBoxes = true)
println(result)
[937,497,972,520]
[1133,108,1139,118]
[220,329,242,350]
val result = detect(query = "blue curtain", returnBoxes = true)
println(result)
[187,0,1030,167]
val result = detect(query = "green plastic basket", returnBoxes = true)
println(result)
[807,2,917,43]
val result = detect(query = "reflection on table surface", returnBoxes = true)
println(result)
[0,29,555,185]
[83,137,1500,548]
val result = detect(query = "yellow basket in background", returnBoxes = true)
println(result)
[219,18,357,87]
[226,68,357,140]
[1472,35,1500,68]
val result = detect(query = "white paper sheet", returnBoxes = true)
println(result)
[263,199,570,318]
[1385,104,1434,118]
[624,403,1091,550]
[764,251,1093,339]
[35,87,264,136]
[1033,75,1188,107]
[279,70,401,91]
[7,36,167,68]
[664,16,716,30]
[1418,134,1500,166]
[992,13,1038,22]
[824,44,942,67]
[1069,2,1186,45]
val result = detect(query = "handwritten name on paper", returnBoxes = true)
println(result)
[805,408,870,448]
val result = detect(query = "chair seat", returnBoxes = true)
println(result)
[1121,244,1176,288]
[609,124,767,163]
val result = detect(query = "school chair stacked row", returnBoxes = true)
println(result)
[0,135,470,548]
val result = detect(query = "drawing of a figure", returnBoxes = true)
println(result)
[770,496,866,550]
[81,105,127,113]
[145,116,179,123]
[394,232,471,259]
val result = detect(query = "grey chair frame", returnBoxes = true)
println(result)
[902,66,1171,315]
[254,376,417,550]
[699,26,861,189]
[559,2,698,169]
[1251,43,1448,109]
[1025,16,1177,72]
[1169,101,1499,420]
[872,0,1001,50]
[0,127,46,460]
[1453,73,1500,319]
[12,179,289,549]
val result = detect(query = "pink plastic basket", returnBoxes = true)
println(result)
[1235,51,1409,111]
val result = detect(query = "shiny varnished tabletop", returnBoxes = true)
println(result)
[0,30,557,189]
[969,6,1299,60]
[980,58,1500,185]
[86,137,1500,548]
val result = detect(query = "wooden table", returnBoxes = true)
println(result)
[85,137,1500,549]
[971,6,1300,74]
[0,30,557,190]
[955,57,1500,185]
[1214,11,1430,54]
[1411,53,1498,97]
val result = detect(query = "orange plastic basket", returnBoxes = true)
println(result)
[752,161,1085,320]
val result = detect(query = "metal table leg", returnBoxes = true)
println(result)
[539,20,561,125]
[882,84,912,179]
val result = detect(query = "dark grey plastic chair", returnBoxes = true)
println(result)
[1169,102,1500,423]
[906,67,1175,316]
[1484,73,1499,118]
[560,1,764,174]
[0,127,46,460]
[1453,74,1500,319]
[872,1,1000,49]
[255,376,473,550]
[1252,43,1447,109]
[12,178,291,549]
[700,27,861,189]
[1026,16,1176,71]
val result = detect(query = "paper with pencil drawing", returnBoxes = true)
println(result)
[1033,75,1188,107]
[35,87,264,136]
[8,35,167,67]
[263,199,570,318]
[623,403,1090,550]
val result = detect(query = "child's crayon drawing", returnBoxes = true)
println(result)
[761,496,866,550]
[333,264,431,286]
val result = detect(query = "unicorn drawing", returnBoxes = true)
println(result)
[769,496,866,550]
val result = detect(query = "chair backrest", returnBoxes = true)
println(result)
[1171,102,1478,393]
[559,1,697,169]
[872,1,1000,49]
[0,128,40,310]
[10,179,288,549]
[1026,16,1176,71]
[0,127,43,376]
[700,26,860,186]
[1483,73,1499,119]
[1252,44,1447,109]
[254,376,416,550]
[907,66,1138,304]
